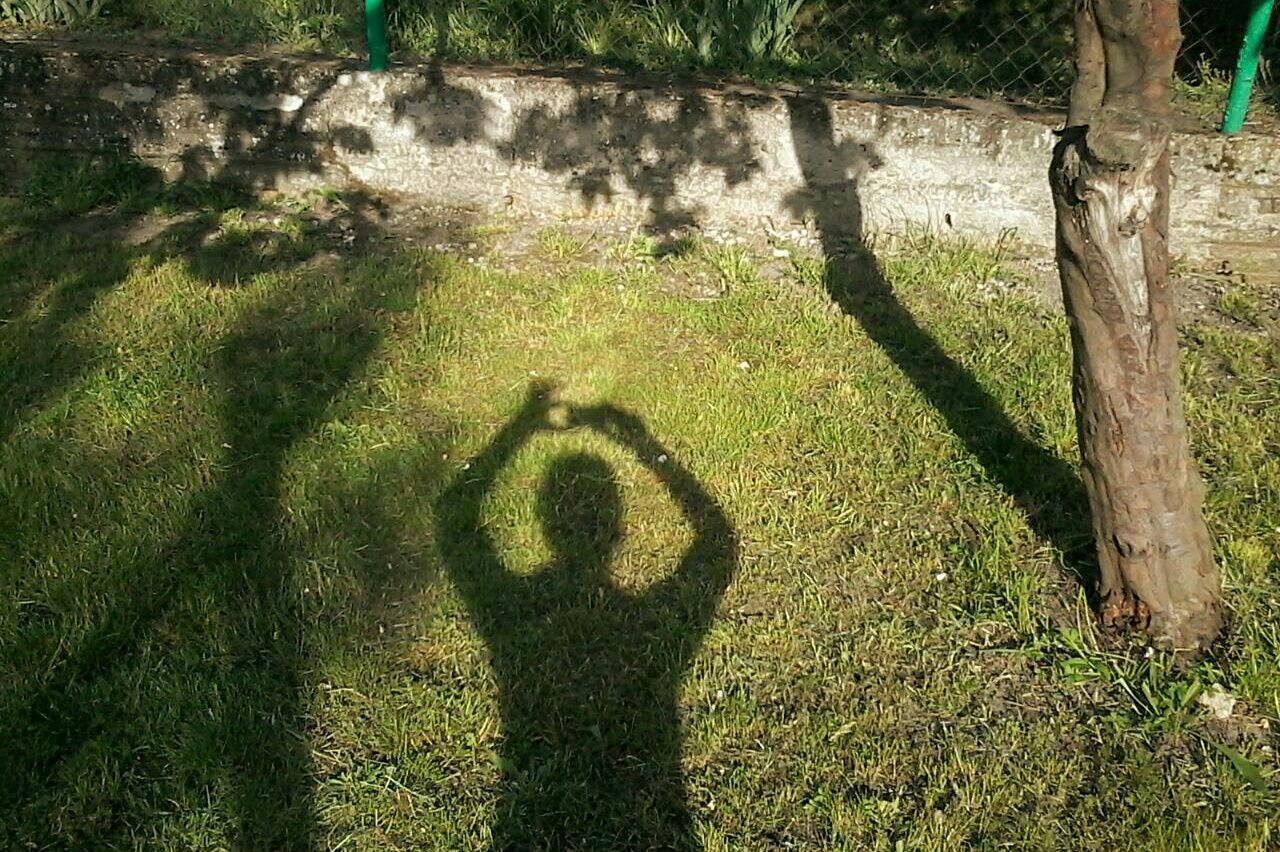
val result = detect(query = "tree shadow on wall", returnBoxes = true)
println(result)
[388,59,764,234]
[435,385,737,850]
[781,92,1095,587]
[500,86,762,232]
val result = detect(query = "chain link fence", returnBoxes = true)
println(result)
[783,1,1274,115]
[786,1,1074,105]
[390,0,1276,123]
[5,0,1276,123]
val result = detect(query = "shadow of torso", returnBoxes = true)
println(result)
[478,566,696,850]
[438,398,736,851]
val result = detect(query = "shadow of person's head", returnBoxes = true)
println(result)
[537,452,623,574]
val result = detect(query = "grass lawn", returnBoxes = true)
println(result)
[1,158,1278,849]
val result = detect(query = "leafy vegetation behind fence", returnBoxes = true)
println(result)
[3,0,1275,116]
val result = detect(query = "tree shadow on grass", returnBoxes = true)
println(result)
[435,384,737,850]
[0,159,186,445]
[0,163,452,848]
[0,51,476,845]
[781,92,1095,590]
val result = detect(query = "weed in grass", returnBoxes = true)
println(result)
[309,184,351,210]
[459,222,513,242]
[1174,60,1235,121]
[609,231,661,262]
[0,0,103,26]
[22,153,162,216]
[693,0,805,64]
[1047,627,1214,735]
[575,12,617,59]
[656,234,700,260]
[1038,627,1274,793]
[612,264,658,292]
[1216,287,1264,327]
[703,243,759,288]
[786,251,827,291]
[535,226,591,260]
[1173,58,1280,125]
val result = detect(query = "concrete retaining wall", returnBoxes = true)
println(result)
[2,38,1278,276]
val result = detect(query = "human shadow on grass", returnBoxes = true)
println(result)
[435,384,737,850]
[166,234,436,848]
[781,92,1095,588]
[0,171,443,849]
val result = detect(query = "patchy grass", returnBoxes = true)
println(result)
[608,230,662,263]
[533,225,593,261]
[1216,286,1266,328]
[1,159,1278,849]
[703,243,760,289]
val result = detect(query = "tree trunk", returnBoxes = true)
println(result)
[1050,0,1223,650]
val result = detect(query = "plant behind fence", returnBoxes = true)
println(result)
[405,0,1277,115]
[1,0,102,25]
[3,0,1275,118]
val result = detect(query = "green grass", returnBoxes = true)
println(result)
[1215,286,1266,328]
[534,225,592,261]
[1,158,1278,849]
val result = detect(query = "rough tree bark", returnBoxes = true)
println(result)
[1050,0,1223,650]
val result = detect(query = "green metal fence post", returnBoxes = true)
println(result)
[1222,0,1276,133]
[366,0,389,71]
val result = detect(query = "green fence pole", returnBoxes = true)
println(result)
[366,0,389,71]
[1222,0,1276,133]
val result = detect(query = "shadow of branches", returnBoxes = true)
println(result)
[781,92,1094,586]
[500,85,761,231]
[0,53,481,848]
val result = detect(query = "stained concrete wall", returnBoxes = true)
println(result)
[2,38,1278,276]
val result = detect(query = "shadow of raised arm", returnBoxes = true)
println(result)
[573,404,738,630]
[435,382,556,599]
